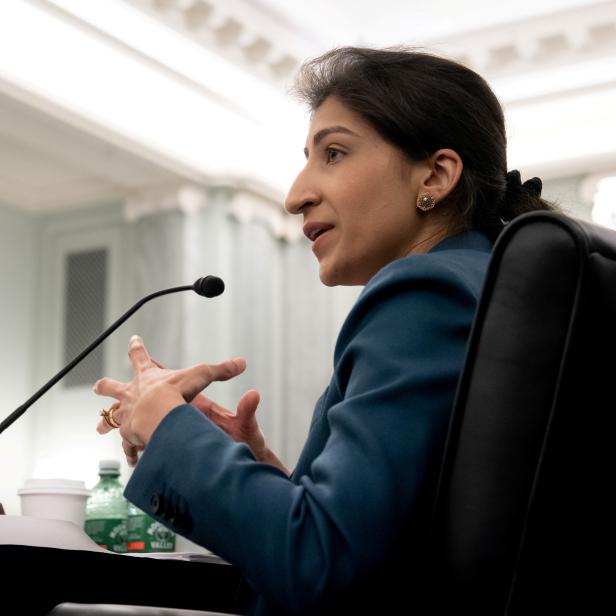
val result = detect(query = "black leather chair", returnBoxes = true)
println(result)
[48,211,613,614]
[426,210,612,614]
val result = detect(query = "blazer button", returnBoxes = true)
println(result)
[150,493,166,516]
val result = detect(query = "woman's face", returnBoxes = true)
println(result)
[285,96,436,286]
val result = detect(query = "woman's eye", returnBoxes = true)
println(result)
[326,148,342,163]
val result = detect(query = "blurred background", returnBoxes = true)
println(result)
[1,0,615,516]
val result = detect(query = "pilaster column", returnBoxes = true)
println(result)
[124,183,209,368]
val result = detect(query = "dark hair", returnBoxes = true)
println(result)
[291,46,558,242]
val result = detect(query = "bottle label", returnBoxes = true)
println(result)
[127,514,175,552]
[147,520,176,552]
[85,518,127,553]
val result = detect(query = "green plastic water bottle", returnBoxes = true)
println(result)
[84,460,128,553]
[127,501,176,553]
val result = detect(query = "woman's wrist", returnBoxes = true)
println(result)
[257,447,290,476]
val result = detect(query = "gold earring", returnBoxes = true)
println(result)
[416,193,436,211]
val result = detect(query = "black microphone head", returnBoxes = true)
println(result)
[193,275,225,298]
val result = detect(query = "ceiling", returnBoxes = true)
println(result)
[0,88,177,211]
[0,0,614,212]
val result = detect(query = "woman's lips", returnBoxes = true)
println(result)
[304,222,334,258]
[303,222,335,241]
[303,222,335,257]
[311,227,333,255]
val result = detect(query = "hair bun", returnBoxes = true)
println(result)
[523,176,542,198]
[506,170,542,199]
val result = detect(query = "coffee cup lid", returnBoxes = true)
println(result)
[17,478,90,496]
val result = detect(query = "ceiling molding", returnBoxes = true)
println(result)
[0,88,180,211]
[126,0,318,85]
[227,188,302,242]
[123,181,302,241]
[0,1,307,204]
[424,1,616,83]
[123,182,210,221]
[125,1,616,94]
[0,83,287,213]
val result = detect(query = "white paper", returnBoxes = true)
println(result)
[0,515,108,552]
[0,515,229,565]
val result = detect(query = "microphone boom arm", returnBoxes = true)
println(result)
[0,284,195,435]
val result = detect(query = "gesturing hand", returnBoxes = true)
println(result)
[148,357,266,459]
[191,390,265,456]
[154,360,288,474]
[94,334,246,465]
[191,390,289,475]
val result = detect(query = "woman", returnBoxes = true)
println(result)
[95,47,555,614]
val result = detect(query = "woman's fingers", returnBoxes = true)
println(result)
[192,394,233,420]
[96,417,113,435]
[128,334,153,373]
[236,390,260,420]
[93,378,126,398]
[181,358,246,398]
[96,402,121,434]
[95,347,245,447]
[122,438,140,467]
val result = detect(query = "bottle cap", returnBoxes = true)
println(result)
[98,459,121,475]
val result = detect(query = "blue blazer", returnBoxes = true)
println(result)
[125,230,492,615]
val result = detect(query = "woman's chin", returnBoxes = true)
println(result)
[318,271,338,287]
[318,262,359,287]
[318,262,339,287]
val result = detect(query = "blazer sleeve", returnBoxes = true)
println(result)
[124,254,481,614]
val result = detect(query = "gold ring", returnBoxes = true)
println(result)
[100,406,121,429]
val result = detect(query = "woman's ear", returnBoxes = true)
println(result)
[421,149,463,203]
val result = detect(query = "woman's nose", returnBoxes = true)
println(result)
[284,170,321,215]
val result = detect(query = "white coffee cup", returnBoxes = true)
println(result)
[17,478,91,527]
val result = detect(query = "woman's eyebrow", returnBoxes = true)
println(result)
[303,125,360,158]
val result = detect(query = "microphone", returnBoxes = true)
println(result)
[193,276,225,298]
[0,275,225,435]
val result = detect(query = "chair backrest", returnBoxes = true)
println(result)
[427,211,614,614]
